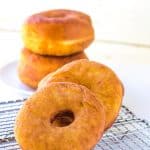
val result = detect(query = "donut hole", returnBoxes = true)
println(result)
[50,110,74,127]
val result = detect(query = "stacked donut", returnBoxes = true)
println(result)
[15,9,124,150]
[18,9,94,88]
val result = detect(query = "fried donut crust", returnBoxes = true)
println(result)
[39,59,124,130]
[22,9,94,56]
[14,82,105,150]
[18,48,88,88]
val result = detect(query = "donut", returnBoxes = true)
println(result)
[22,9,94,56]
[18,48,88,88]
[14,82,105,150]
[38,59,124,130]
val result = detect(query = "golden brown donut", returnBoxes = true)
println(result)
[39,59,124,130]
[14,82,105,150]
[18,48,88,88]
[22,9,94,56]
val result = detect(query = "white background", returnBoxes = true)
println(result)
[0,0,150,45]
[0,0,149,122]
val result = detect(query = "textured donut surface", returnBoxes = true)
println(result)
[39,59,124,130]
[18,48,87,88]
[14,82,105,150]
[22,9,94,56]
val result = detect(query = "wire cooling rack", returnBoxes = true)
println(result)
[0,100,150,150]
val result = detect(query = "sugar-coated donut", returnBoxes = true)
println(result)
[14,82,105,150]
[39,59,124,130]
[22,9,94,56]
[18,48,87,88]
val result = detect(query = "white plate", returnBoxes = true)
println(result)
[0,60,35,96]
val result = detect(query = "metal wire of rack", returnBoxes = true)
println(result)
[0,99,150,150]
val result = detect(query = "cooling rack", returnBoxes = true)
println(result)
[0,99,150,150]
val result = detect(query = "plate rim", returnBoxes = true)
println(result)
[0,60,35,96]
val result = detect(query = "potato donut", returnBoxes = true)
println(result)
[39,59,124,130]
[22,9,94,56]
[18,48,88,88]
[14,82,105,150]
